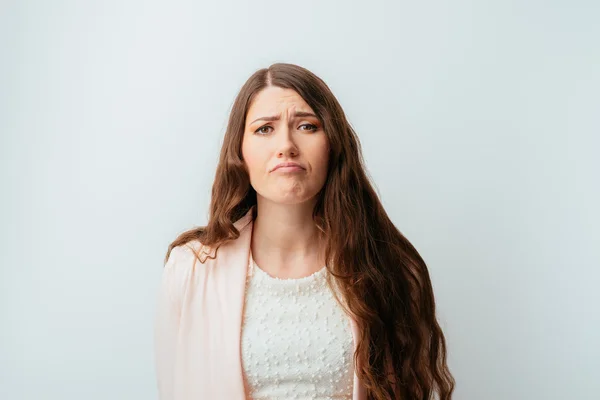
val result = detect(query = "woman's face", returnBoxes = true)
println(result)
[241,86,330,205]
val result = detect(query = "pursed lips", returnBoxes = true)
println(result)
[271,162,305,172]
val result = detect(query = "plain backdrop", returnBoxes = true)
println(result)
[1,0,598,399]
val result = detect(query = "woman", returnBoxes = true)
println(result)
[154,63,455,400]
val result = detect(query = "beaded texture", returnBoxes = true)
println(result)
[241,252,355,400]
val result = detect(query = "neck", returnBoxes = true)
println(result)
[250,196,326,278]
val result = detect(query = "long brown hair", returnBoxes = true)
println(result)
[165,63,455,399]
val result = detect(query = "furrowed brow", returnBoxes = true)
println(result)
[250,111,318,125]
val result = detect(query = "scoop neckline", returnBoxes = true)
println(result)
[250,253,327,282]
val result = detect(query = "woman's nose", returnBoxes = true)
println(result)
[276,125,299,156]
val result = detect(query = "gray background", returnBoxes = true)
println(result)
[1,0,598,399]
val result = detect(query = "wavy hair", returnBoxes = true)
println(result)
[165,63,455,399]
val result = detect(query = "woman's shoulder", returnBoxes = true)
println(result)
[165,239,205,270]
[160,240,207,302]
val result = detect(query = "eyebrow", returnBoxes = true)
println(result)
[249,111,318,125]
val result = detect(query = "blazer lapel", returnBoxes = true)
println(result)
[198,208,253,399]
[349,318,367,400]
[225,209,254,397]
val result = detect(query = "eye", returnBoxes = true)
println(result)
[299,123,318,132]
[254,125,273,135]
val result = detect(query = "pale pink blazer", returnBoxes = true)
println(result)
[154,207,367,400]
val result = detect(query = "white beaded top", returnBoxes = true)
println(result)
[241,252,355,400]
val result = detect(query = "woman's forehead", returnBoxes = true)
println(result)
[247,87,312,117]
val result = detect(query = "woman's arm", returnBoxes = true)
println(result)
[153,247,183,400]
